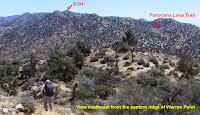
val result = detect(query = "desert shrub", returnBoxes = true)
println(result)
[168,70,179,78]
[75,86,95,100]
[100,59,106,64]
[160,64,170,70]
[0,60,7,65]
[20,101,36,114]
[137,58,145,65]
[90,56,99,62]
[59,99,66,105]
[54,85,62,94]
[11,61,21,65]
[95,69,113,85]
[106,56,115,62]
[136,72,158,87]
[107,62,114,67]
[100,56,115,64]
[117,43,129,53]
[21,78,35,91]
[123,62,132,67]
[39,65,47,72]
[163,60,168,63]
[185,79,200,106]
[123,55,129,60]
[194,63,200,68]
[127,67,135,71]
[137,67,143,70]
[149,57,157,63]
[111,66,120,75]
[169,61,175,66]
[147,68,165,78]
[143,62,150,67]
[156,79,200,114]
[106,82,157,115]
[149,57,159,67]
[95,49,106,58]
[79,67,97,79]
[76,74,94,90]
[137,68,167,87]
[94,85,115,99]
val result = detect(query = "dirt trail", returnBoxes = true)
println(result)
[34,104,63,115]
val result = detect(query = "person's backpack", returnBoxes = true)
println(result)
[43,83,54,96]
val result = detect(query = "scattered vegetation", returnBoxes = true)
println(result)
[20,100,36,114]
[137,58,145,65]
[75,86,95,100]
[149,57,159,67]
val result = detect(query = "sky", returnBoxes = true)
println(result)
[0,0,199,27]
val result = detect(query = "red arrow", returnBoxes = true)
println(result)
[155,21,159,28]
[67,5,72,10]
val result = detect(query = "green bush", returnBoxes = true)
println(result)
[137,58,145,65]
[20,101,36,114]
[45,51,78,82]
[177,54,199,78]
[75,86,95,100]
[168,70,178,78]
[95,85,115,99]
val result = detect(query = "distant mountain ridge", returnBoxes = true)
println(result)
[0,10,199,61]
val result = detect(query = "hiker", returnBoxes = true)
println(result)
[40,80,55,111]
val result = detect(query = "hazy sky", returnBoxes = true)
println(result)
[0,0,199,27]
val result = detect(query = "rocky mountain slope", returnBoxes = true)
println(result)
[0,10,199,61]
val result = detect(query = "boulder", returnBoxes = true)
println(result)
[2,108,9,114]
[15,103,24,111]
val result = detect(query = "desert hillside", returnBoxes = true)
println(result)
[0,11,200,61]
